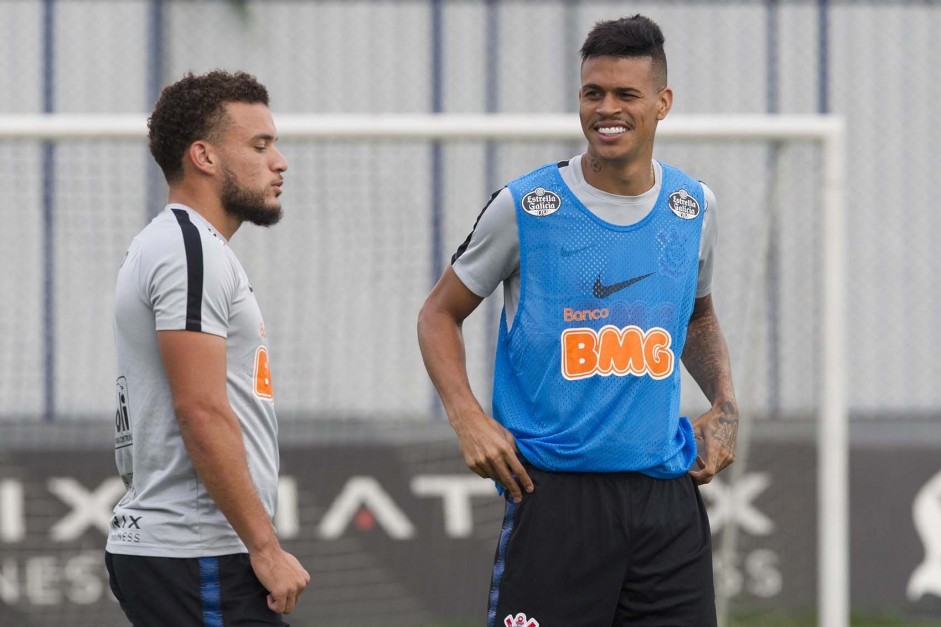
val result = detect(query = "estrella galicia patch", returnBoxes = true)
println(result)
[668,189,701,220]
[521,187,562,217]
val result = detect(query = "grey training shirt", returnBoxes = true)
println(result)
[109,205,279,557]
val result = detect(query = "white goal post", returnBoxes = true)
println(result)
[1,112,847,627]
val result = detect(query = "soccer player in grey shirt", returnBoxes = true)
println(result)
[107,70,308,625]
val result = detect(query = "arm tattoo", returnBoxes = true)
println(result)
[710,401,739,451]
[682,299,737,410]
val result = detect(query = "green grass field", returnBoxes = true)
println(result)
[728,611,941,627]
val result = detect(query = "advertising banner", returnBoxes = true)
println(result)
[1,438,939,625]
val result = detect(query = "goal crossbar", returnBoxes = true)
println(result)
[2,112,841,141]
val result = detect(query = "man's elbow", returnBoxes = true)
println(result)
[173,396,229,432]
[417,298,443,343]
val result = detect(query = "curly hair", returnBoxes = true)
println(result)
[148,70,269,183]
[580,15,668,89]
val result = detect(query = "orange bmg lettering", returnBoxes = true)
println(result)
[254,346,274,400]
[561,325,674,381]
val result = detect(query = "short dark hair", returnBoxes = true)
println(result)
[579,15,667,88]
[148,70,269,183]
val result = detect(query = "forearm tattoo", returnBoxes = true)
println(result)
[709,400,739,452]
[683,300,738,416]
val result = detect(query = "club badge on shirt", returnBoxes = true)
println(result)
[668,189,701,219]
[521,187,562,217]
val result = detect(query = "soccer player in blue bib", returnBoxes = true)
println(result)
[418,15,738,626]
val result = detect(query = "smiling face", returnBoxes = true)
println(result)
[213,101,288,226]
[579,55,672,171]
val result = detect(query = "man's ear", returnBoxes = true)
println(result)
[186,140,217,176]
[657,87,673,121]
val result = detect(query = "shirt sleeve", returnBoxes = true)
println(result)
[697,183,719,298]
[451,187,521,298]
[141,227,233,338]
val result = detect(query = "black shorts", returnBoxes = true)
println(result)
[488,463,716,627]
[106,552,288,627]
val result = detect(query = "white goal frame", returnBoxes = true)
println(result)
[1,112,847,627]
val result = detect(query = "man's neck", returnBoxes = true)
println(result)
[167,188,240,240]
[581,153,655,197]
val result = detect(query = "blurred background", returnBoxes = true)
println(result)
[0,1,939,625]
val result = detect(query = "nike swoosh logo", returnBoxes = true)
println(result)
[561,243,593,257]
[592,273,654,298]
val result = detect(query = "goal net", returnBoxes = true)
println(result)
[0,113,845,627]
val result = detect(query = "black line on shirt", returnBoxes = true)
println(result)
[451,187,505,264]
[171,209,204,332]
